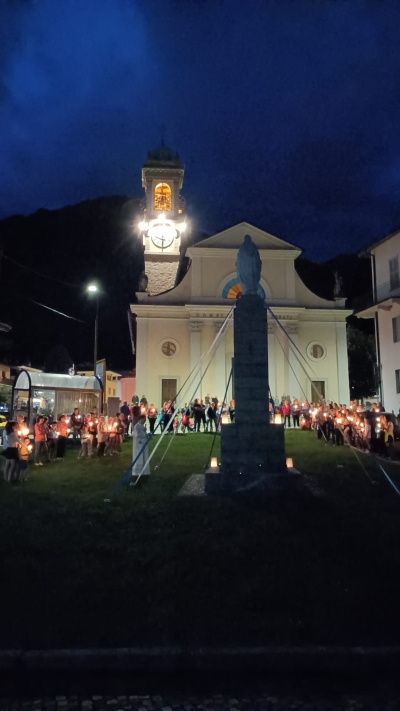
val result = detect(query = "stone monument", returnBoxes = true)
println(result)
[205,235,301,496]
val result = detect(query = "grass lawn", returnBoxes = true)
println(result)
[1,430,400,650]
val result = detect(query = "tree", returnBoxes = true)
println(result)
[347,325,377,400]
[44,345,73,374]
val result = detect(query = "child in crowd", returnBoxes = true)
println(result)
[46,422,57,461]
[114,414,125,454]
[79,425,91,458]
[97,416,108,457]
[2,422,19,482]
[18,437,32,481]
[55,414,69,461]
[105,417,116,456]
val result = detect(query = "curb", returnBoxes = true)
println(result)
[1,646,400,675]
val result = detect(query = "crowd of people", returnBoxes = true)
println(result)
[273,398,397,459]
[1,404,131,483]
[130,395,235,435]
[2,390,397,483]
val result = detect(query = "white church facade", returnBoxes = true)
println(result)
[131,146,351,408]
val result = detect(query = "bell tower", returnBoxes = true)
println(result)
[138,144,186,296]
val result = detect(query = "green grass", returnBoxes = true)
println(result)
[1,430,400,650]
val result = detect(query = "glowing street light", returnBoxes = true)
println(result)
[86,283,101,374]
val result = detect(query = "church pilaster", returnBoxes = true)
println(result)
[267,321,277,399]
[286,320,302,402]
[214,321,226,401]
[189,320,203,399]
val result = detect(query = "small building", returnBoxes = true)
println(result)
[0,363,12,414]
[77,369,121,402]
[12,371,103,424]
[357,229,400,413]
[120,374,136,404]
[0,363,11,381]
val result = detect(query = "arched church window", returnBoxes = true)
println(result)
[222,277,265,300]
[154,183,171,211]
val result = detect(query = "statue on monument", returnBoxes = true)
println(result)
[138,271,149,292]
[236,234,262,296]
[333,271,344,299]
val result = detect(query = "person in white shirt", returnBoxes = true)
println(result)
[132,415,150,477]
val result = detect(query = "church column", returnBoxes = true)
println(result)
[287,321,302,402]
[267,321,276,398]
[189,320,203,399]
[336,321,350,404]
[135,317,148,400]
[214,321,226,401]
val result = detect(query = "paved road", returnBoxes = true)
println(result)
[0,693,399,710]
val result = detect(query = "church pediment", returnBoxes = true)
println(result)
[190,222,301,252]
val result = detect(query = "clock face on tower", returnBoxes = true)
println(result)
[148,220,177,249]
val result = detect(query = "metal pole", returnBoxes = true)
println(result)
[93,296,99,374]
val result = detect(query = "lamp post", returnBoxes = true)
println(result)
[87,284,99,375]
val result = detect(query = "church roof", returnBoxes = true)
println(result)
[143,144,183,169]
[190,222,302,252]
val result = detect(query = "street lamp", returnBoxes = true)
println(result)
[86,284,99,374]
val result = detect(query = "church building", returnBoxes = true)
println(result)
[131,145,351,408]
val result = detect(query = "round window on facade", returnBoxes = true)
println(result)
[160,339,179,358]
[307,342,326,361]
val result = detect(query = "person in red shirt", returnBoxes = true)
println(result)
[281,400,291,428]
[34,416,49,466]
[55,414,69,461]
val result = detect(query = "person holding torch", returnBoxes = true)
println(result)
[70,408,83,445]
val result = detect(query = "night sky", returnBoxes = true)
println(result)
[2,0,400,260]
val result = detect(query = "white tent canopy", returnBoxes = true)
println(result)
[14,371,102,391]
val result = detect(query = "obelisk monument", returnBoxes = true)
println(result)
[205,235,296,496]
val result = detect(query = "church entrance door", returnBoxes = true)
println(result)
[161,378,177,405]
[311,380,326,403]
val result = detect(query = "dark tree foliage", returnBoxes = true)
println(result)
[44,345,73,374]
[0,196,143,370]
[296,252,377,399]
[347,325,377,400]
[295,253,373,309]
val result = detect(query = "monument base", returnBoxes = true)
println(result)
[220,422,287,476]
[205,423,301,498]
[205,466,303,498]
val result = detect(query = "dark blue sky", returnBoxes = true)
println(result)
[2,0,400,260]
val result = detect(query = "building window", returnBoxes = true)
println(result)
[389,256,400,290]
[108,387,111,395]
[222,277,265,300]
[392,316,400,343]
[160,339,179,358]
[396,369,400,394]
[307,342,326,361]
[154,183,171,211]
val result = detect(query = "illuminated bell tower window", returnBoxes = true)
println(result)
[154,183,171,212]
